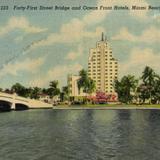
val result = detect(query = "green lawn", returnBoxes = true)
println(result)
[68,104,160,108]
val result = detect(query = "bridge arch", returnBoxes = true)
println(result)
[15,103,29,111]
[0,100,12,111]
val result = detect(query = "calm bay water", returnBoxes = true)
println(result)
[0,109,160,160]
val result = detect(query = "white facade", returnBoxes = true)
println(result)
[39,94,60,103]
[88,33,118,93]
[68,75,86,97]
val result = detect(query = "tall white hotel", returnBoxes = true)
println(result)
[88,33,118,94]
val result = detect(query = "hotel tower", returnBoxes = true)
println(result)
[88,33,118,94]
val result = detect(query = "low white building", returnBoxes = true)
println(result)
[39,94,50,102]
[39,94,59,103]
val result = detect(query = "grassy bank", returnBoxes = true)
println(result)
[53,104,160,110]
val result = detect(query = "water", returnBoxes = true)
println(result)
[0,109,160,160]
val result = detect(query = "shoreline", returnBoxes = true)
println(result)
[52,105,160,110]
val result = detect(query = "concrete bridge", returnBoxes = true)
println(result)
[0,92,53,111]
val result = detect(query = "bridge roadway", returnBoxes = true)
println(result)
[0,92,52,110]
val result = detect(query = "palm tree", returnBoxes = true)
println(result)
[30,87,41,99]
[47,80,60,98]
[86,78,96,94]
[114,75,138,103]
[152,75,160,104]
[60,86,70,102]
[142,66,155,85]
[141,66,156,104]
[49,80,59,89]
[77,69,96,95]
[77,69,88,93]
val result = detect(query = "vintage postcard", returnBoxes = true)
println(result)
[0,0,160,159]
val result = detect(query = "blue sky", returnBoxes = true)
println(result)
[0,0,160,89]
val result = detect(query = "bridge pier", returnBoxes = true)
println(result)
[11,103,15,110]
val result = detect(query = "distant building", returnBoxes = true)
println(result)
[39,94,60,103]
[88,33,118,94]
[67,33,118,100]
[68,75,87,98]
[39,94,50,102]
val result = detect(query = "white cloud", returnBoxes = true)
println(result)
[14,36,24,43]
[153,14,160,22]
[29,63,83,87]
[26,24,104,51]
[112,27,137,41]
[0,57,45,78]
[112,26,160,43]
[120,48,160,77]
[65,45,83,61]
[83,0,148,25]
[0,16,47,36]
[23,0,149,53]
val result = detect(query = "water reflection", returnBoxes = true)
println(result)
[0,110,160,160]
